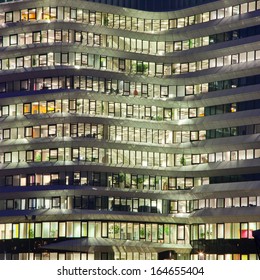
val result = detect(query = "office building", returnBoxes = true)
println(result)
[0,0,260,260]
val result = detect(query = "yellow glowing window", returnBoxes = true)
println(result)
[21,10,28,21]
[43,7,50,20]
[39,105,46,114]
[23,103,31,114]
[28,9,36,20]
[47,101,55,112]
[32,104,39,114]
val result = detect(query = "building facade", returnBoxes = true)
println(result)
[0,0,260,260]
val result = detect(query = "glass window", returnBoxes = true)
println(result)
[61,53,68,65]
[23,103,31,114]
[26,151,33,162]
[233,5,240,15]
[28,9,36,20]
[25,127,33,137]
[255,149,260,158]
[241,3,248,14]
[3,128,10,139]
[10,34,17,45]
[59,222,66,237]
[241,223,248,238]
[50,149,58,161]
[225,198,232,208]
[5,12,13,22]
[247,149,254,159]
[217,224,224,238]
[15,57,23,68]
[39,54,47,66]
[177,225,185,240]
[47,101,55,113]
[233,197,240,207]
[192,154,200,164]
[13,224,19,238]
[42,222,50,238]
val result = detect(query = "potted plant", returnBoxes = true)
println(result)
[29,229,34,238]
[140,227,145,239]
[35,154,41,162]
[164,225,169,236]
[103,15,109,26]
[155,115,163,121]
[137,177,144,189]
[111,224,120,235]
[136,63,148,74]
[32,57,37,66]
[50,229,57,238]
[180,155,186,166]
[118,172,125,188]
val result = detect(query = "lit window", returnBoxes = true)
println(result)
[5,12,13,22]
[2,106,9,116]
[23,103,31,114]
[25,126,33,137]
[39,54,47,66]
[177,225,185,240]
[26,150,33,162]
[4,152,11,163]
[10,34,17,45]
[28,9,36,20]
[48,125,57,137]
